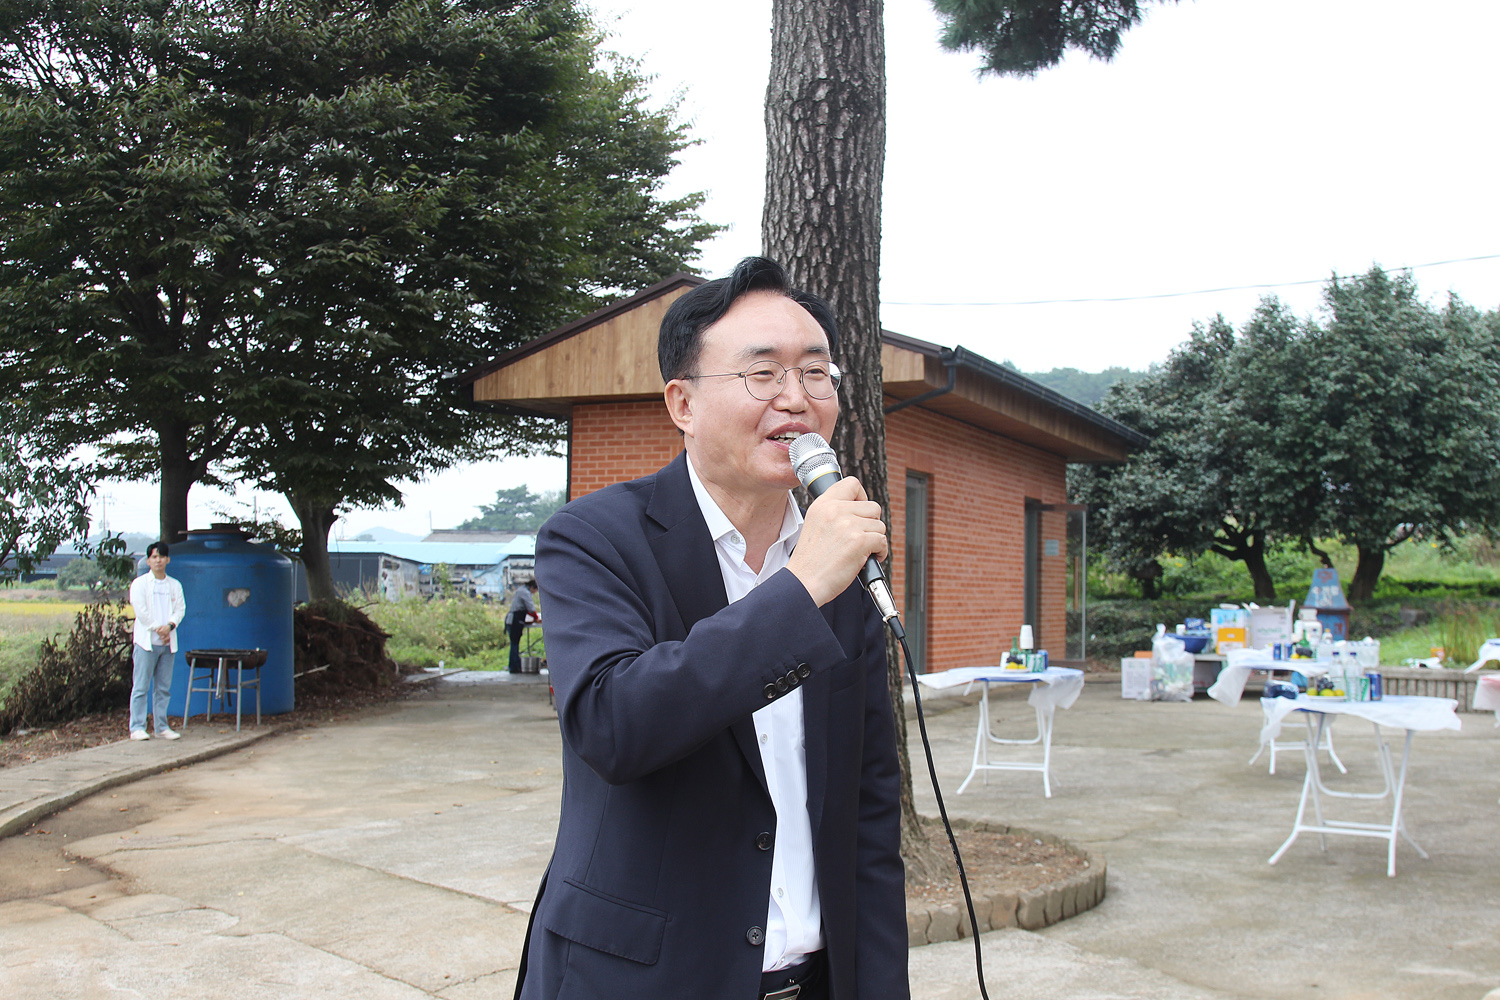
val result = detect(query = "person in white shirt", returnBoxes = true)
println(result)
[515,258,907,1000]
[127,541,187,741]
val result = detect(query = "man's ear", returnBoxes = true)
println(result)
[664,380,694,437]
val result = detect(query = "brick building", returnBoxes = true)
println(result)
[459,275,1144,672]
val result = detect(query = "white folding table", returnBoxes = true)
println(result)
[1262,695,1460,876]
[915,666,1083,798]
[1207,651,1342,774]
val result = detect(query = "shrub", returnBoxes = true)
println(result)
[0,602,131,734]
[366,594,511,663]
[1084,599,1206,662]
[1435,601,1500,665]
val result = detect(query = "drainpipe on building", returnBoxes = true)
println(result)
[883,349,959,415]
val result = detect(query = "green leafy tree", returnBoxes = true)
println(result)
[0,0,716,600]
[1226,269,1500,601]
[459,486,566,532]
[58,557,101,593]
[0,405,94,583]
[1072,317,1281,600]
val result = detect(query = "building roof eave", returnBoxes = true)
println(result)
[453,273,705,388]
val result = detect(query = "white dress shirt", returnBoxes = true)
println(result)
[685,455,824,972]
[128,572,186,652]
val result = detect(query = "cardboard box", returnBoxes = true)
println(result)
[1121,658,1152,700]
[1215,626,1246,655]
[1248,606,1293,649]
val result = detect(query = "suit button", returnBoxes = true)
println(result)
[747,925,765,946]
[785,670,799,687]
[774,676,789,694]
[797,662,811,679]
[755,831,773,851]
[763,683,777,700]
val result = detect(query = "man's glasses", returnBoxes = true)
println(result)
[683,360,842,400]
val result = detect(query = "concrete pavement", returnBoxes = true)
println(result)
[1,670,1496,999]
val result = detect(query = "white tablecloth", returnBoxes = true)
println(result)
[1207,649,1330,706]
[916,666,1085,711]
[1260,694,1461,745]
[1473,674,1500,713]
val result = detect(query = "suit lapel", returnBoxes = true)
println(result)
[646,454,768,793]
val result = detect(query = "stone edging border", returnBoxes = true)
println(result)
[906,818,1106,947]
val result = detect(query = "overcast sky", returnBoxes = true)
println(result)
[96,0,1500,538]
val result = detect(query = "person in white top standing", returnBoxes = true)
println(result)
[127,541,187,741]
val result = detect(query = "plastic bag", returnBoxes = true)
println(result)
[1150,624,1195,702]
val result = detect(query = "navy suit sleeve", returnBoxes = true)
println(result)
[537,508,849,785]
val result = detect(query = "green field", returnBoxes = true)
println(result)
[0,601,87,705]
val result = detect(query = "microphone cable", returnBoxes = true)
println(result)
[888,618,992,1000]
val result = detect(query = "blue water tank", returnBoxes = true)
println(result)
[145,525,296,717]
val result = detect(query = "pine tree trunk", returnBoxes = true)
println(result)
[1348,544,1386,602]
[157,420,194,544]
[289,494,339,603]
[764,0,946,882]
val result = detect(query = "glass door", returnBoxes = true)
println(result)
[1024,501,1087,663]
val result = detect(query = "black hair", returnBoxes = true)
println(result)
[147,541,169,558]
[657,256,839,382]
[527,578,539,589]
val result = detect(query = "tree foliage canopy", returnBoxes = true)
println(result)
[0,403,94,582]
[1071,317,1279,600]
[1075,269,1500,602]
[0,0,716,596]
[459,486,566,533]
[931,0,1176,76]
[1225,269,1500,600]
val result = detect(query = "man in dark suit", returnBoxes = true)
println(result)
[516,257,909,1000]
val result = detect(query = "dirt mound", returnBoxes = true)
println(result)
[293,601,403,696]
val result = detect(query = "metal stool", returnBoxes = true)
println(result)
[183,648,267,731]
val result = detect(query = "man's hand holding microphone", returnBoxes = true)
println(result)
[785,433,904,634]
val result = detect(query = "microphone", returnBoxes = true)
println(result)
[788,433,904,636]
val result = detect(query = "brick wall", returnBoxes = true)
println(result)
[886,406,1070,673]
[566,399,1071,673]
[570,401,684,500]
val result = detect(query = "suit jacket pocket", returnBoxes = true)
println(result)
[828,660,862,693]
[542,877,667,965]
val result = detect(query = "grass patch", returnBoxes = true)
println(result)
[0,605,85,706]
[366,594,541,670]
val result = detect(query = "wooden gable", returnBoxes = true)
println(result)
[459,275,1145,463]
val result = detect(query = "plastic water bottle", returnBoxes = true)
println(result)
[1316,635,1334,662]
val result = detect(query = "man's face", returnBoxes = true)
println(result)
[147,551,169,575]
[666,291,839,501]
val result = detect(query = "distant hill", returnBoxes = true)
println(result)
[1020,365,1148,407]
[62,532,158,555]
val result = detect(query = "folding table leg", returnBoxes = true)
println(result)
[957,682,991,794]
[1037,705,1054,799]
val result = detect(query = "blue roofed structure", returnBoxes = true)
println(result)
[295,536,536,602]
